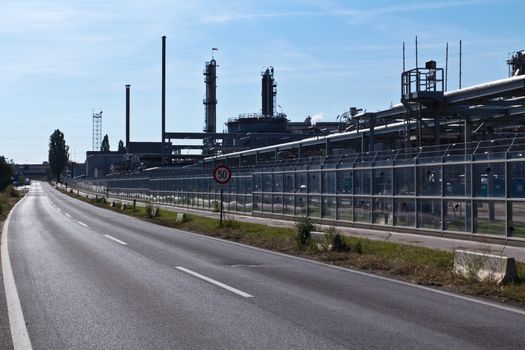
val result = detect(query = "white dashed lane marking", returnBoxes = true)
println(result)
[104,234,127,246]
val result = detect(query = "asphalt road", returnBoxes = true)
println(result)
[3,182,525,349]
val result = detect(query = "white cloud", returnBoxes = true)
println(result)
[202,10,325,23]
[200,0,498,25]
[310,112,325,124]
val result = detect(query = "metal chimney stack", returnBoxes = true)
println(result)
[261,67,276,117]
[161,35,166,164]
[204,59,217,133]
[125,84,130,152]
[202,58,217,156]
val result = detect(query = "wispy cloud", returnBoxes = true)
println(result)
[0,0,202,85]
[201,0,496,24]
[369,0,497,15]
[202,11,322,23]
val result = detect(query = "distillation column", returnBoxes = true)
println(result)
[261,67,276,117]
[203,59,217,155]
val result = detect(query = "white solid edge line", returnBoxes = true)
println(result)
[77,221,88,227]
[176,266,253,298]
[103,234,127,246]
[1,195,33,349]
[173,228,525,316]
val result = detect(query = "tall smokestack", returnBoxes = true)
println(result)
[125,84,130,152]
[261,67,276,117]
[161,35,166,164]
[203,57,217,156]
[204,59,217,133]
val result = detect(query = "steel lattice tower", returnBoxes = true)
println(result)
[92,110,103,151]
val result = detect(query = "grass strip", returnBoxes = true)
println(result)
[62,188,525,307]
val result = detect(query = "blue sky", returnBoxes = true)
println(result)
[1,0,523,163]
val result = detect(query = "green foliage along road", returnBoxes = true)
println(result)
[0,156,13,192]
[48,129,69,182]
[100,134,110,152]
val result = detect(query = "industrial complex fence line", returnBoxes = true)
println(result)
[71,138,525,243]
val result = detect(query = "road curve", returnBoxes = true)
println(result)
[4,182,524,349]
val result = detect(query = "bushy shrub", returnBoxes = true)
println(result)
[6,185,19,198]
[145,202,154,217]
[0,156,12,192]
[145,203,160,218]
[296,216,315,245]
[331,233,351,252]
[355,240,363,255]
[0,194,5,215]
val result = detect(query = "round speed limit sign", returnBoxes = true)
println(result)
[213,165,232,185]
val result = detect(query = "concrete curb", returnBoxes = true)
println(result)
[454,250,518,284]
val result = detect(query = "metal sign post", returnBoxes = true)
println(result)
[213,165,232,226]
[220,187,224,225]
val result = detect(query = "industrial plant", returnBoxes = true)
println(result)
[73,36,525,244]
[84,36,341,177]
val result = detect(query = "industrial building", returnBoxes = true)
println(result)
[12,162,50,182]
[72,43,525,244]
[166,59,339,161]
[85,36,337,176]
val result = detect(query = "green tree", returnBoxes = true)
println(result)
[100,134,110,152]
[118,139,126,153]
[48,129,69,183]
[0,156,13,191]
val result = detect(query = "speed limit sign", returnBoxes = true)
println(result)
[213,165,232,185]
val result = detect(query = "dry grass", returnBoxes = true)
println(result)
[0,186,22,221]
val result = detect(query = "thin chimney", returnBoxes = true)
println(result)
[125,84,130,152]
[161,35,166,164]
